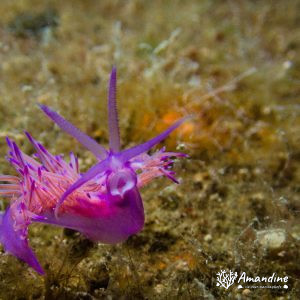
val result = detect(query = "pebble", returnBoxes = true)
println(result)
[257,229,286,250]
[154,284,165,294]
[242,289,251,296]
[204,234,212,242]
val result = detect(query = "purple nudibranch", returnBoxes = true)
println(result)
[0,67,187,274]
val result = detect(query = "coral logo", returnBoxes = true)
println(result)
[216,270,238,290]
[216,270,289,290]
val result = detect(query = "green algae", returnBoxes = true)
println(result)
[0,0,299,299]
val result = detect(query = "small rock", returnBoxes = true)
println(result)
[257,229,286,250]
[242,288,251,296]
[193,172,210,183]
[154,284,164,294]
[204,234,212,242]
[277,250,286,257]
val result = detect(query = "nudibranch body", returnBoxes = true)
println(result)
[0,67,187,274]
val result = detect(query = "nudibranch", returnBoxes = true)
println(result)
[0,67,187,274]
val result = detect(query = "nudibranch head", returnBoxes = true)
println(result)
[0,67,188,274]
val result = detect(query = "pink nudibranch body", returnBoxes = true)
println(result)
[0,67,187,274]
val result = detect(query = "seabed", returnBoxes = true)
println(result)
[0,1,299,299]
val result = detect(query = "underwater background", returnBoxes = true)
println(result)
[0,0,299,299]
